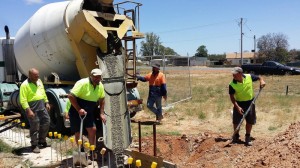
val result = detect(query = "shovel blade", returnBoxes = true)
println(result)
[73,151,88,166]
[223,139,233,147]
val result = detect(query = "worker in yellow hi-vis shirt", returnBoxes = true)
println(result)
[19,68,51,153]
[68,68,105,147]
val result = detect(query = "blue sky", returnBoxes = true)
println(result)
[1,0,300,56]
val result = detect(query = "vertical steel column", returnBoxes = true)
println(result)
[138,121,141,152]
[153,123,157,156]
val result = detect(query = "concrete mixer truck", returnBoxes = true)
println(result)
[0,0,146,166]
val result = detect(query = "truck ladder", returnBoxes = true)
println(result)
[119,4,143,86]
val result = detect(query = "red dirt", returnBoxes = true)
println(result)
[133,121,300,168]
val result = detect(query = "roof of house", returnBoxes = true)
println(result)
[226,52,255,59]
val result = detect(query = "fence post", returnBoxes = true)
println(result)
[286,85,289,96]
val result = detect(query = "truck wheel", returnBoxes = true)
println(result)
[47,92,69,134]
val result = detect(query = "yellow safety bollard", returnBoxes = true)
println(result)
[48,132,53,162]
[136,159,142,168]
[63,135,69,167]
[57,133,62,161]
[53,132,58,161]
[90,145,95,168]
[21,123,26,146]
[84,142,90,148]
[70,137,75,150]
[17,119,22,145]
[127,157,133,168]
[84,142,90,165]
[100,148,106,167]
[78,139,83,167]
[151,161,157,168]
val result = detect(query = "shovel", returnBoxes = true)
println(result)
[73,113,88,167]
[224,87,263,147]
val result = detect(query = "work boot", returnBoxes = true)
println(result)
[31,145,40,153]
[232,134,240,143]
[156,115,164,122]
[245,134,252,146]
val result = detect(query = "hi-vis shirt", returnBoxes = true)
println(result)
[19,79,48,110]
[70,77,105,102]
[138,72,167,97]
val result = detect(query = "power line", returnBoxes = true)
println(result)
[161,33,239,44]
[156,19,236,34]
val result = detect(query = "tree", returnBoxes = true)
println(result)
[257,33,290,63]
[140,32,178,56]
[163,46,178,55]
[289,49,300,61]
[140,32,161,56]
[195,45,208,57]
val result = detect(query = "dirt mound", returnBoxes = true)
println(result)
[1,122,299,167]
[134,122,300,168]
[236,122,300,168]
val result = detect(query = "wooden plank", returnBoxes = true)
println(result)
[124,150,164,168]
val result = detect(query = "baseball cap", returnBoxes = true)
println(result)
[231,67,243,74]
[91,68,103,76]
[152,63,160,69]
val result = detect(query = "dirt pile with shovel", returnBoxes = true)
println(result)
[133,121,300,168]
[1,121,300,167]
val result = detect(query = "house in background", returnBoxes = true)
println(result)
[226,52,257,65]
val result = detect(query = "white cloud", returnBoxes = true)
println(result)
[24,0,44,5]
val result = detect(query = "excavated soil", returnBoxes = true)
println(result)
[0,121,300,167]
[132,121,300,168]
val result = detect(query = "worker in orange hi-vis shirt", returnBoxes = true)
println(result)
[137,63,167,123]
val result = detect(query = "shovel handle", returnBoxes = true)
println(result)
[79,113,87,142]
[232,87,263,138]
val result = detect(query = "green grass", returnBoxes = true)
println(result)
[268,126,277,131]
[198,111,206,120]
[135,67,300,137]
[157,130,181,136]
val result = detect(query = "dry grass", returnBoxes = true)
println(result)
[133,67,300,139]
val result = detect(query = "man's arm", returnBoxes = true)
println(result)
[258,76,266,88]
[19,84,35,118]
[41,81,50,111]
[99,98,106,124]
[230,94,244,115]
[68,93,86,116]
[251,74,266,88]
[137,75,147,82]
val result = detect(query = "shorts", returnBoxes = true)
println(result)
[69,108,96,133]
[233,101,256,125]
[69,98,98,133]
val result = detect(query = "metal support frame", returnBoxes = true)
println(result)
[137,121,158,156]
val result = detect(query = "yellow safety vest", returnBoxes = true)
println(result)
[229,74,254,101]
[19,79,48,110]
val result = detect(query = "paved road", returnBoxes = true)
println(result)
[137,65,232,71]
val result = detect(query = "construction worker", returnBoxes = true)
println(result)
[137,63,167,122]
[68,68,105,148]
[229,67,266,146]
[19,68,50,153]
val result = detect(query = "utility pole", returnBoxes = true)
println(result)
[253,35,256,63]
[240,18,243,65]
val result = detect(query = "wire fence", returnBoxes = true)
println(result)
[137,56,192,108]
